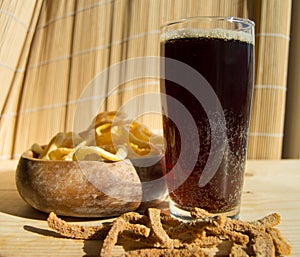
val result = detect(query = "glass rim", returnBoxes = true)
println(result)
[161,16,255,30]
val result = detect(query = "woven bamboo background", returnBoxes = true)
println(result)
[247,0,292,159]
[283,0,300,159]
[0,0,296,160]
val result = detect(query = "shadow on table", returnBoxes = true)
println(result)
[24,225,66,238]
[24,224,103,257]
[0,185,106,222]
[0,170,47,219]
[83,240,103,257]
[0,170,108,221]
[0,169,169,223]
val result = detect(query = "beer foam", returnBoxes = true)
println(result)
[160,28,254,45]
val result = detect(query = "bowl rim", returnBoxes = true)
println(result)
[21,148,164,165]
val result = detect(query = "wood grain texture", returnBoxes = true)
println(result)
[0,159,299,256]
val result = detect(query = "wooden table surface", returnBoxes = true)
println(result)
[0,159,299,256]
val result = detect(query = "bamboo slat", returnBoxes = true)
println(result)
[13,0,76,155]
[0,0,293,160]
[0,0,43,159]
[283,0,300,159]
[247,0,292,159]
[66,0,113,131]
[161,0,248,25]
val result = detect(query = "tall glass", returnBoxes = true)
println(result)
[160,17,254,220]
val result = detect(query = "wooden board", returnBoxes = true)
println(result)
[0,160,299,256]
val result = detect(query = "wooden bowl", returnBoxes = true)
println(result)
[131,155,168,210]
[15,150,143,218]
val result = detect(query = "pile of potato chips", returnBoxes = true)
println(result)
[31,111,164,162]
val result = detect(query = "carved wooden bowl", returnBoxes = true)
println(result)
[15,150,167,217]
[16,150,143,217]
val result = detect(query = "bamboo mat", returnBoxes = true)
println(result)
[0,0,293,159]
[247,0,292,159]
[283,0,300,159]
[0,0,44,159]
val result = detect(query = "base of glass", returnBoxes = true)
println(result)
[169,199,240,222]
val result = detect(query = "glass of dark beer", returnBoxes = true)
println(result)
[160,17,254,220]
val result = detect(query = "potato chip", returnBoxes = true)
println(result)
[73,145,127,162]
[31,143,44,156]
[130,122,152,142]
[95,125,129,147]
[95,131,114,146]
[31,111,164,162]
[95,123,113,134]
[40,132,65,159]
[89,111,128,129]
[48,147,74,161]
[129,143,151,157]
[129,132,150,149]
[149,134,164,147]
[60,132,84,148]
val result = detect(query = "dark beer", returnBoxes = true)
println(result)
[161,29,254,216]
